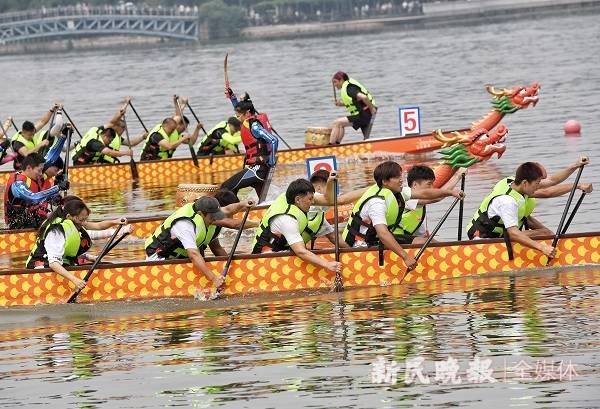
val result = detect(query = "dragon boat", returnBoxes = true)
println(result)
[0,83,539,186]
[0,116,512,254]
[1,232,598,307]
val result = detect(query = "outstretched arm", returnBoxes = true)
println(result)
[44,135,66,165]
[11,181,59,204]
[539,156,589,188]
[250,121,278,166]
[533,182,593,198]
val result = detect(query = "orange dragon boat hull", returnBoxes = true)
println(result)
[1,232,598,307]
[0,130,448,186]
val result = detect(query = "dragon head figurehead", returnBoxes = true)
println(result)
[485,83,540,114]
[434,125,509,168]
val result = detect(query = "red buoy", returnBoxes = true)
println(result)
[564,119,581,136]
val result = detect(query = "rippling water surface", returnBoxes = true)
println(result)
[1,11,600,408]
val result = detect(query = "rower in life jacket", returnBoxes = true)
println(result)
[467,177,536,239]
[196,117,242,156]
[342,184,406,247]
[4,152,68,230]
[331,71,377,143]
[72,126,132,165]
[221,94,279,198]
[140,117,191,161]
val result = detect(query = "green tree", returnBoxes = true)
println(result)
[198,0,247,39]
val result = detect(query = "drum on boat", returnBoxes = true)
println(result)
[304,127,331,148]
[175,184,219,207]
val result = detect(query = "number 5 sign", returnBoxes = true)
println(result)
[399,106,421,136]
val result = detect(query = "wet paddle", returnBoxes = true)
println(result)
[457,173,466,241]
[62,108,84,140]
[122,115,140,182]
[400,196,461,283]
[127,101,148,133]
[67,223,124,303]
[332,177,343,292]
[180,100,204,168]
[560,192,586,235]
[215,206,252,297]
[546,164,585,265]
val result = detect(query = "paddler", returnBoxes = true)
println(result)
[140,115,202,161]
[4,153,70,230]
[342,161,464,270]
[26,195,130,290]
[144,194,255,294]
[71,126,134,165]
[11,103,65,170]
[0,117,17,165]
[330,71,377,144]
[196,117,242,156]
[467,158,593,257]
[251,178,343,274]
[220,93,278,198]
[393,165,468,245]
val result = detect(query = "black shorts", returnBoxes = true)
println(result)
[347,110,372,131]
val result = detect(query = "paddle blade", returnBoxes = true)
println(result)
[130,158,140,181]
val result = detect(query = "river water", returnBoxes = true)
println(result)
[1,11,599,408]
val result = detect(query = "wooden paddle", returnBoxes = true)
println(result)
[332,81,338,104]
[560,192,586,235]
[215,206,252,297]
[180,100,204,168]
[67,223,124,303]
[122,115,140,182]
[61,108,84,140]
[546,164,585,265]
[332,177,343,292]
[457,173,466,241]
[11,118,19,133]
[258,165,276,204]
[127,101,148,133]
[399,196,461,284]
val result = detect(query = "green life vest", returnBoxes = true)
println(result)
[197,121,232,155]
[393,206,426,236]
[26,218,92,268]
[71,127,109,164]
[144,203,220,259]
[11,132,36,169]
[467,177,536,239]
[141,124,180,160]
[342,184,405,247]
[303,210,326,244]
[251,193,309,253]
[340,78,377,116]
[104,132,122,163]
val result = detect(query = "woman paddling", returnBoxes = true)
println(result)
[26,196,131,290]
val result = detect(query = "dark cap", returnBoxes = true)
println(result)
[332,71,347,81]
[193,196,225,220]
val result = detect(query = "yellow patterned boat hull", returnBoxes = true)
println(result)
[0,131,449,186]
[1,232,598,307]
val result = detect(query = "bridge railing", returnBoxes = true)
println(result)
[0,5,199,24]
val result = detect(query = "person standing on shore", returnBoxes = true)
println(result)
[330,71,377,144]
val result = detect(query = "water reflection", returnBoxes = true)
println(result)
[0,268,598,407]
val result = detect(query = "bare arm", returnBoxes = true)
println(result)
[374,224,416,269]
[187,247,221,286]
[214,217,259,229]
[539,156,588,188]
[412,187,463,201]
[50,262,85,291]
[290,241,340,272]
[532,182,592,198]
[507,226,555,257]
[356,93,376,113]
[17,139,49,156]
[339,187,369,205]
[158,135,189,151]
[100,147,132,158]
[34,104,59,131]
[417,168,468,205]
[107,98,130,127]
[83,218,126,230]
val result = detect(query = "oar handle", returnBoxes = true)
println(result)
[333,178,340,262]
[561,192,586,236]
[0,117,9,138]
[61,108,83,139]
[128,101,148,133]
[67,224,123,303]
[551,165,585,249]
[62,126,73,193]
[457,174,466,241]
[184,102,208,135]
[11,118,19,133]
[217,207,252,294]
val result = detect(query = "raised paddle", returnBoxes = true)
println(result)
[546,164,585,265]
[122,115,140,182]
[457,173,466,241]
[332,81,338,104]
[61,108,84,140]
[67,223,124,303]
[561,192,586,235]
[61,125,73,197]
[127,101,148,133]
[11,118,19,133]
[332,177,343,292]
[215,205,252,297]
[399,196,462,284]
